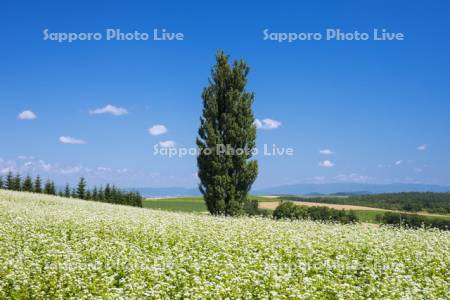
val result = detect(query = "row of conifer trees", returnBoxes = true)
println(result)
[0,172,143,207]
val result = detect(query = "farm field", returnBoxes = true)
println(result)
[1,190,449,298]
[143,197,206,212]
[144,197,450,223]
[143,195,276,213]
[259,200,388,211]
[282,193,450,215]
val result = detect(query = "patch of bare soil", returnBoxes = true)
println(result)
[259,201,389,211]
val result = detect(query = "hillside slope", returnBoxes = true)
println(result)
[0,190,449,299]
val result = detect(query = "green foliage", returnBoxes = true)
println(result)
[71,180,142,208]
[5,172,14,190]
[77,177,87,199]
[197,51,258,216]
[34,176,42,193]
[3,172,24,191]
[285,192,450,214]
[0,174,142,208]
[13,174,21,191]
[273,201,358,224]
[22,175,34,192]
[353,210,385,223]
[43,179,56,195]
[64,184,71,198]
[2,173,44,194]
[91,187,98,200]
[380,212,450,230]
[243,199,271,217]
[144,197,207,212]
[273,202,305,220]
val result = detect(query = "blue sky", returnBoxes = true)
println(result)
[1,0,449,188]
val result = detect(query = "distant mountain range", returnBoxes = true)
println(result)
[130,183,450,197]
[253,183,450,196]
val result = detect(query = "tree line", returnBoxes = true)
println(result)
[0,172,143,207]
[273,201,358,224]
[284,192,450,214]
[377,212,449,231]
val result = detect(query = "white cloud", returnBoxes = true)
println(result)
[59,136,87,145]
[417,144,427,151]
[0,167,15,174]
[59,166,83,174]
[89,105,128,116]
[96,166,111,172]
[1,157,140,184]
[20,159,52,172]
[377,164,391,169]
[38,160,52,171]
[159,140,176,148]
[334,173,370,183]
[18,110,37,120]
[149,124,168,136]
[394,160,403,166]
[311,176,326,182]
[254,118,282,130]
[0,158,16,174]
[319,160,334,168]
[17,155,34,160]
[319,149,334,155]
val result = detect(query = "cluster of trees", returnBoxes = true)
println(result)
[286,192,450,214]
[0,172,142,207]
[243,200,271,217]
[273,201,358,224]
[378,212,449,231]
[0,172,56,194]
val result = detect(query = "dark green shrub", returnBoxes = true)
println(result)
[273,202,301,220]
[273,202,358,224]
[244,200,259,215]
[380,212,450,230]
[243,200,272,217]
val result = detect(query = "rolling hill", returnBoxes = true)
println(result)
[1,190,449,298]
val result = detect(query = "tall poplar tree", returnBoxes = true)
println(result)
[196,51,258,216]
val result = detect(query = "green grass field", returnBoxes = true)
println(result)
[144,197,450,224]
[143,195,276,213]
[351,210,384,223]
[143,197,391,223]
[144,197,206,212]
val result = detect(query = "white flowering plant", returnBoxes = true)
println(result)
[0,190,448,299]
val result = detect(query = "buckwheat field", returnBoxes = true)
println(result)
[0,190,449,299]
